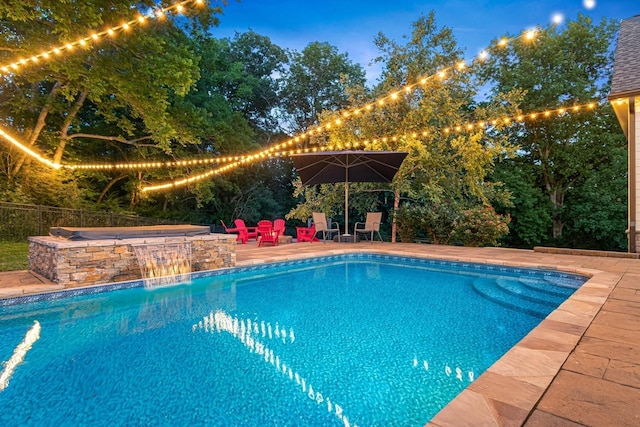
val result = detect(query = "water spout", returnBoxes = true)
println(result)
[133,242,192,288]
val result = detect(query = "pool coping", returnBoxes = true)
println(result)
[0,243,634,425]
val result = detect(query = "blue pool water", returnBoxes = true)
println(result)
[0,254,585,426]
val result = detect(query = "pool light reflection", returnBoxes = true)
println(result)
[0,320,41,392]
[193,310,357,426]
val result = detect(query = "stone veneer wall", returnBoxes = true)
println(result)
[28,233,236,288]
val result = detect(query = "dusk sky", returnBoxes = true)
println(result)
[213,0,638,84]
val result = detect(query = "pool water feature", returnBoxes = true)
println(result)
[132,242,192,288]
[0,254,585,426]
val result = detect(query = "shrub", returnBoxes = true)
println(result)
[395,205,421,243]
[395,203,458,244]
[421,203,458,245]
[453,206,510,247]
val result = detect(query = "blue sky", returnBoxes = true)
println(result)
[213,0,638,84]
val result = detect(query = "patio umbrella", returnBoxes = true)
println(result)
[290,150,408,235]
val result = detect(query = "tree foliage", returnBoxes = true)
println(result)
[280,42,366,133]
[305,12,520,242]
[480,15,626,248]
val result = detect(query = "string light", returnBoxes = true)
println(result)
[222,26,540,154]
[0,17,588,193]
[3,95,602,177]
[0,0,205,77]
[139,100,602,192]
[140,147,319,192]
[525,29,537,41]
[0,128,61,170]
[552,13,564,25]
[67,157,235,171]
[299,26,540,138]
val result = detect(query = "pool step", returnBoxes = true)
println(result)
[495,279,567,307]
[517,276,580,297]
[471,279,556,319]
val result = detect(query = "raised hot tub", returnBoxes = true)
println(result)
[49,225,211,241]
[30,225,236,287]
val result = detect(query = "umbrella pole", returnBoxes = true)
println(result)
[344,168,351,236]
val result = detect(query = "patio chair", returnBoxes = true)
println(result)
[234,219,258,242]
[354,212,383,242]
[312,212,340,242]
[220,220,247,244]
[257,220,279,247]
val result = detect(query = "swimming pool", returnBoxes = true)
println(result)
[0,254,585,426]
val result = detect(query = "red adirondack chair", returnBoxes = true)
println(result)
[220,220,247,244]
[234,219,258,242]
[257,220,279,247]
[296,224,318,243]
[273,219,286,235]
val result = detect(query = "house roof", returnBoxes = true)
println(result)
[609,15,640,137]
[610,15,640,99]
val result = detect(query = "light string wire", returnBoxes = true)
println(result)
[0,0,206,170]
[308,29,540,136]
[0,96,618,180]
[139,98,615,192]
[0,0,205,76]
[83,98,607,171]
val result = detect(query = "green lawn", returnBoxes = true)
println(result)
[0,241,29,272]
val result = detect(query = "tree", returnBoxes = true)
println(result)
[280,41,366,133]
[189,30,288,144]
[137,30,293,222]
[0,0,224,198]
[479,15,625,244]
[314,12,520,241]
[561,105,628,250]
[492,160,552,248]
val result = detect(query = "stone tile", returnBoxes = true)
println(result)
[604,359,640,388]
[610,287,640,303]
[468,370,545,411]
[488,346,567,388]
[489,400,531,427]
[562,352,608,378]
[23,284,65,293]
[578,278,618,292]
[568,293,607,305]
[556,298,601,317]
[0,287,23,298]
[525,410,587,426]
[591,310,640,331]
[575,279,614,292]
[536,370,640,426]
[617,273,640,289]
[602,298,640,315]
[586,323,640,345]
[545,308,593,328]
[536,318,586,337]
[519,326,581,352]
[577,336,640,363]
[428,390,500,427]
